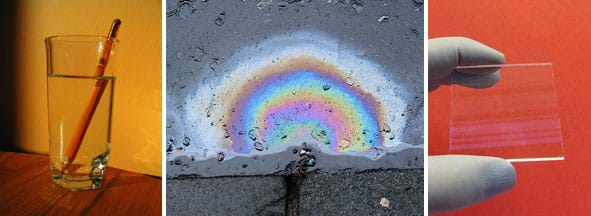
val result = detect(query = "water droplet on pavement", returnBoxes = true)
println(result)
[311,129,330,145]
[183,136,191,146]
[377,15,389,22]
[248,129,257,141]
[352,2,363,13]
[346,77,354,86]
[304,156,316,167]
[215,12,225,26]
[339,139,351,149]
[382,124,391,133]
[254,142,264,151]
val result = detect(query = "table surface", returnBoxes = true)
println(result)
[0,152,161,215]
[429,0,591,215]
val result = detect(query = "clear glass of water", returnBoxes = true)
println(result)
[45,35,117,191]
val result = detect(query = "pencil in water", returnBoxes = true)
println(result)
[63,19,121,172]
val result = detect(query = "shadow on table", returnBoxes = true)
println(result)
[0,1,17,152]
[108,171,161,189]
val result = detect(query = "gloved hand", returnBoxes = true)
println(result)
[428,37,517,214]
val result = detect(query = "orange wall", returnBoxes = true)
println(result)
[430,0,591,215]
[15,0,162,176]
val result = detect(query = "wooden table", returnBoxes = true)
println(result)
[0,152,161,215]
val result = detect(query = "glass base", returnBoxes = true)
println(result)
[49,150,110,191]
[51,175,103,191]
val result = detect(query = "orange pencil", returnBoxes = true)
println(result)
[63,19,121,172]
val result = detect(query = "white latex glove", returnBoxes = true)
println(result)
[428,37,517,214]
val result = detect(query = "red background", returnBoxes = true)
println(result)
[429,1,591,215]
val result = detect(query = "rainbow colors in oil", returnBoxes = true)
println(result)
[223,57,386,154]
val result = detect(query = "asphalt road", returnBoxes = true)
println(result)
[168,169,423,215]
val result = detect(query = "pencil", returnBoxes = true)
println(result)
[63,19,121,173]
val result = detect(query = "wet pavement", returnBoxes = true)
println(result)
[166,0,424,172]
[166,0,423,215]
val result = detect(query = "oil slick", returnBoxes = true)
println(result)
[225,56,386,155]
[171,32,411,162]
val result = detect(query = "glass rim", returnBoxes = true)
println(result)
[45,35,120,43]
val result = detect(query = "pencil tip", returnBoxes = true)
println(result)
[109,19,122,38]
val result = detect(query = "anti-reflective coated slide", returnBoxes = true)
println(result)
[450,63,564,162]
